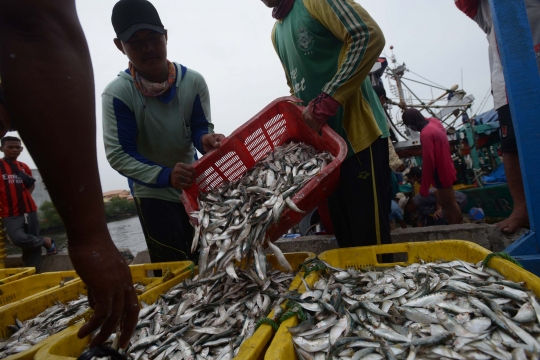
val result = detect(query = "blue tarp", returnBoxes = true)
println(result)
[475,109,498,124]
[482,165,507,186]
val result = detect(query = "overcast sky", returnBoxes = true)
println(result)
[13,0,493,192]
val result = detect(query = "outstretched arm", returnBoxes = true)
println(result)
[0,0,139,348]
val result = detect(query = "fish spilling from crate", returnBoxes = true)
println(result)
[99,268,296,360]
[190,141,333,281]
[286,258,540,360]
[0,283,147,358]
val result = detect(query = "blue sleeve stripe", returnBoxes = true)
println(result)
[128,178,134,197]
[114,97,164,170]
[180,65,187,80]
[156,167,172,187]
[190,93,210,154]
[113,97,172,188]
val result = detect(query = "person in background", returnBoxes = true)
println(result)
[0,135,57,269]
[103,0,224,265]
[260,0,391,257]
[402,108,463,224]
[455,0,540,234]
[414,188,468,227]
[373,84,406,202]
[0,0,138,348]
[389,193,408,230]
[407,166,423,196]
[373,84,406,171]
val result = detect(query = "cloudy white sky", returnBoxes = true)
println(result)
[13,0,493,192]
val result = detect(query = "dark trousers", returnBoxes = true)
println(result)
[134,197,196,267]
[328,137,392,260]
[4,212,45,270]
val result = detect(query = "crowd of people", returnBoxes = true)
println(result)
[0,0,536,349]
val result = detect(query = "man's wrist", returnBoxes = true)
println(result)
[66,221,111,246]
[197,133,209,154]
[309,93,341,125]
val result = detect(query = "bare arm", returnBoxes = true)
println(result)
[0,0,138,348]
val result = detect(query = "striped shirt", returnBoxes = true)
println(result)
[0,160,37,218]
[272,0,386,156]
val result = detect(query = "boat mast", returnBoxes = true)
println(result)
[388,46,406,105]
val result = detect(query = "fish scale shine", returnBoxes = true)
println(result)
[286,258,540,359]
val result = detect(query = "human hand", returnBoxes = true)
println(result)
[397,164,406,173]
[69,234,139,349]
[433,206,443,219]
[302,106,323,132]
[202,133,225,153]
[170,163,196,189]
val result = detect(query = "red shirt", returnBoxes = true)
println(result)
[0,159,37,218]
[420,118,457,196]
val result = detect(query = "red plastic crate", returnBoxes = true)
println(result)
[180,97,347,243]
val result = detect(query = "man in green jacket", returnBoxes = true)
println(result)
[103,0,224,264]
[261,0,391,255]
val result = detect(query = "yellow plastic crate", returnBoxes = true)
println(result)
[0,268,35,285]
[34,252,315,360]
[234,252,315,360]
[1,261,192,360]
[0,271,78,307]
[265,240,540,360]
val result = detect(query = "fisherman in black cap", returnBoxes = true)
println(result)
[104,0,224,266]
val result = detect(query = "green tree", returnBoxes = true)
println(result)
[39,201,64,229]
[104,196,136,219]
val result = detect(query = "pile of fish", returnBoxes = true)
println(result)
[99,268,296,360]
[0,282,147,358]
[92,142,332,359]
[288,259,540,360]
[0,295,91,358]
[190,141,334,281]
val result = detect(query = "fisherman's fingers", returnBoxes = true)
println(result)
[119,287,140,349]
[89,291,124,348]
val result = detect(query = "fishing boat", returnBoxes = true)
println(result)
[372,47,513,222]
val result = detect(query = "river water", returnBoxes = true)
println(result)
[6,216,148,256]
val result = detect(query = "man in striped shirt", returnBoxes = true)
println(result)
[261,0,391,255]
[0,136,56,269]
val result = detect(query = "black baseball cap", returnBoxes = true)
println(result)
[112,0,166,42]
[372,84,387,100]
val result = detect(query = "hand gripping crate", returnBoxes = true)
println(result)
[1,261,192,360]
[34,252,316,360]
[180,97,347,243]
[265,240,540,360]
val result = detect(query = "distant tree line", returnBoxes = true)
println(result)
[39,196,137,232]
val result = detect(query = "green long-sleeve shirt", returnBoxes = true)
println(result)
[272,0,387,156]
